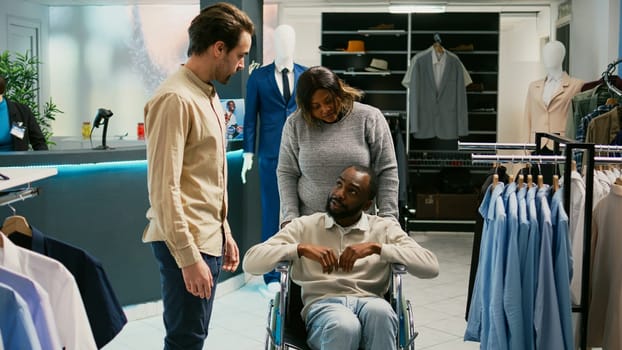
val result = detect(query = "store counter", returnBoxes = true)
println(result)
[0,142,261,306]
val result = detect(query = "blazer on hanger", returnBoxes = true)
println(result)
[406,51,468,139]
[243,62,307,159]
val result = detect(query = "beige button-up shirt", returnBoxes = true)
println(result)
[143,66,230,268]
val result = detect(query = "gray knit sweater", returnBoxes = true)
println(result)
[277,102,399,224]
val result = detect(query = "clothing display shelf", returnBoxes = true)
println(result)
[0,167,57,208]
[321,12,410,117]
[409,12,500,149]
[321,12,499,231]
[464,132,598,350]
[407,13,499,231]
[0,167,57,192]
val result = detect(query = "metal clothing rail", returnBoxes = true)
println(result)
[0,187,39,208]
[466,132,595,349]
[470,154,566,163]
[458,141,537,151]
[471,154,622,165]
[460,141,622,152]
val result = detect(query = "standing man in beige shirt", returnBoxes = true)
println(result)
[142,3,254,349]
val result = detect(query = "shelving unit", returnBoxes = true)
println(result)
[321,12,500,231]
[321,13,409,116]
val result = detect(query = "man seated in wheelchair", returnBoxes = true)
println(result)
[243,165,440,350]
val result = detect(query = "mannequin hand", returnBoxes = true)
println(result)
[241,153,254,184]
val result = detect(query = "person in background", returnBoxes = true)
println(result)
[224,100,238,128]
[244,165,439,350]
[0,75,48,151]
[277,65,399,228]
[142,3,253,350]
[224,100,240,140]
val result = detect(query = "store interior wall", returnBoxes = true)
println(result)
[569,0,620,82]
[0,0,621,305]
[47,4,198,139]
[0,0,50,119]
[1,1,620,139]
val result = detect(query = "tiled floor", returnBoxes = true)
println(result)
[102,231,480,350]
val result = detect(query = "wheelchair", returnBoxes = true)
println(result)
[265,261,418,350]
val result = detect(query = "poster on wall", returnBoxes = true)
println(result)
[221,98,245,150]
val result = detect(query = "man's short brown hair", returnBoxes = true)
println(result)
[187,2,255,57]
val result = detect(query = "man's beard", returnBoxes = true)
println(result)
[325,196,364,221]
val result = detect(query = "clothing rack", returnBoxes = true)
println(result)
[460,141,622,152]
[460,132,595,350]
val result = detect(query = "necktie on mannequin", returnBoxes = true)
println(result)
[282,68,291,102]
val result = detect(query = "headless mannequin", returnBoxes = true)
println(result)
[524,40,582,143]
[241,25,296,182]
[541,40,565,106]
[523,40,583,182]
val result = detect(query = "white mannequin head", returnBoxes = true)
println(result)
[542,40,565,78]
[274,24,296,67]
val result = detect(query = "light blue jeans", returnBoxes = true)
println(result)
[305,296,398,350]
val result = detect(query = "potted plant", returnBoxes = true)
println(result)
[0,50,62,145]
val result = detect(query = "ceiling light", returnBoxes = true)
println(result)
[389,4,446,13]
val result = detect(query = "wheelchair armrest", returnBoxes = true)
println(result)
[392,263,407,274]
[275,260,291,273]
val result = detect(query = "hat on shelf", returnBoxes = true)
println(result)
[365,58,389,72]
[345,40,366,52]
[368,23,395,30]
[449,43,475,51]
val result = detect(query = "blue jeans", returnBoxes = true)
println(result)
[305,296,398,350]
[151,242,222,350]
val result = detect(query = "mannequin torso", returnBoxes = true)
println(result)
[242,24,300,182]
[523,40,583,144]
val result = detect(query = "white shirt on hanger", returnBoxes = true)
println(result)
[432,50,447,90]
[0,235,97,350]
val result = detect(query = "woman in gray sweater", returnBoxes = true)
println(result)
[277,66,399,227]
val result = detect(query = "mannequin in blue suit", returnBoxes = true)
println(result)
[242,24,307,287]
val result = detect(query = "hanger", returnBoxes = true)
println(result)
[432,32,444,54]
[491,161,499,190]
[2,204,32,237]
[537,174,544,189]
[517,174,524,189]
[527,174,533,188]
[492,173,499,189]
[552,174,560,192]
